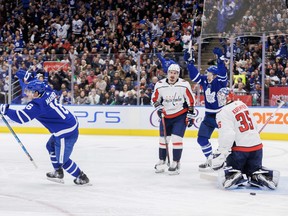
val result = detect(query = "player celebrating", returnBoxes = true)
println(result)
[185,47,228,171]
[0,80,90,185]
[156,52,176,73]
[211,89,280,190]
[151,64,195,175]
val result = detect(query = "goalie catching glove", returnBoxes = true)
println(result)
[210,149,229,171]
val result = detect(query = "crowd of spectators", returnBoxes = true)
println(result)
[0,0,203,105]
[0,0,287,106]
[202,0,288,37]
[218,34,288,105]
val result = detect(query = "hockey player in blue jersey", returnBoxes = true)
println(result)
[0,80,89,185]
[184,47,228,171]
[156,52,176,74]
[16,62,49,102]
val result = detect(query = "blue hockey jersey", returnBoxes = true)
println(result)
[187,60,228,114]
[6,90,78,138]
[16,68,49,97]
[156,53,176,74]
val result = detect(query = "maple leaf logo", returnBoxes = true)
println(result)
[205,88,216,103]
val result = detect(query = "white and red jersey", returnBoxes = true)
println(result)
[216,100,262,154]
[151,78,195,118]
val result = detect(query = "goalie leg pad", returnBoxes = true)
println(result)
[262,167,280,187]
[249,168,280,190]
[218,167,247,189]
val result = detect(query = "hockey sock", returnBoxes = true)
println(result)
[49,152,61,170]
[62,159,81,178]
[173,149,182,161]
[159,148,167,161]
[198,137,212,158]
[200,143,212,158]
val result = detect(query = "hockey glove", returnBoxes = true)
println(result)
[157,106,164,118]
[213,47,223,58]
[186,107,196,127]
[153,101,161,108]
[153,101,165,118]
[0,104,9,115]
[184,49,195,64]
[213,47,225,61]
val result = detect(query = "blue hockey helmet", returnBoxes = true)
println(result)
[206,65,219,75]
[26,80,46,95]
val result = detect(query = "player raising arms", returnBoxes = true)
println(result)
[0,80,90,185]
[151,64,195,175]
[211,89,280,190]
[184,47,228,171]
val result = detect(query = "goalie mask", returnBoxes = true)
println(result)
[217,87,234,106]
[167,64,180,84]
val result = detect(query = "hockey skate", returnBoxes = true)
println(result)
[198,159,212,172]
[154,160,167,173]
[46,168,64,184]
[74,171,90,185]
[198,154,214,172]
[168,161,180,175]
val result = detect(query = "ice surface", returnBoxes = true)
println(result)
[0,134,287,216]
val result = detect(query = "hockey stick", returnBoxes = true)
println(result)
[200,173,218,182]
[27,61,44,73]
[0,114,38,168]
[23,61,44,82]
[188,3,198,53]
[188,19,195,54]
[161,113,170,165]
[258,100,286,133]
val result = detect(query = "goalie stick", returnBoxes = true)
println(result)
[1,114,38,168]
[258,100,286,133]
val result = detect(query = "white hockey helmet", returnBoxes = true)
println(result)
[217,87,234,106]
[168,64,180,73]
[167,63,180,84]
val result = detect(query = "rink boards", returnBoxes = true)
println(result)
[0,105,287,140]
